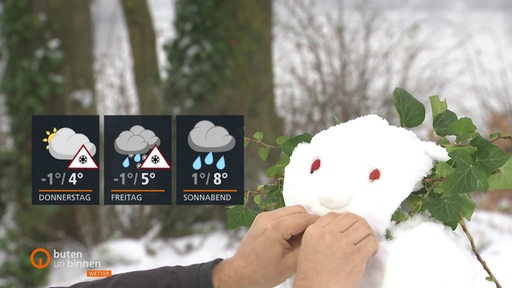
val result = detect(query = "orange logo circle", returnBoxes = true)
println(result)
[30,248,51,269]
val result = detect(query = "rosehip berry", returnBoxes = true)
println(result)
[369,168,380,181]
[310,159,321,174]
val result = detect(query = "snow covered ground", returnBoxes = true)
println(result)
[46,210,512,287]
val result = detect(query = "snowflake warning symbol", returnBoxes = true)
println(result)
[68,144,99,169]
[139,145,171,170]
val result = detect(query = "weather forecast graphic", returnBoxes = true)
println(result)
[32,116,100,205]
[104,116,172,205]
[31,115,243,206]
[176,116,244,205]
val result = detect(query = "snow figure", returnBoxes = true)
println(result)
[281,114,491,288]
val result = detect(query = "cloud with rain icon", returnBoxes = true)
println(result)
[114,125,160,168]
[47,127,96,160]
[188,120,235,170]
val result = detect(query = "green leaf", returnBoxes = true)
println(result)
[276,135,289,146]
[407,194,426,213]
[266,186,285,208]
[489,132,502,141]
[449,117,476,141]
[280,133,313,156]
[434,162,455,177]
[258,146,270,161]
[393,87,425,128]
[429,95,448,120]
[391,210,407,223]
[488,158,512,190]
[449,148,474,166]
[427,194,476,230]
[266,154,290,178]
[244,138,249,147]
[253,131,264,141]
[226,206,258,229]
[471,136,511,175]
[253,194,262,206]
[446,145,477,155]
[444,149,488,194]
[433,110,458,136]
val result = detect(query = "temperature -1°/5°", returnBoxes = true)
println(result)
[115,172,156,185]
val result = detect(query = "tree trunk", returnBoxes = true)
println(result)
[121,0,163,114]
[225,0,283,188]
[46,0,101,246]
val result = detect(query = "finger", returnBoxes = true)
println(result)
[271,205,310,219]
[343,219,375,245]
[321,212,360,232]
[355,234,379,258]
[315,212,341,227]
[280,212,319,241]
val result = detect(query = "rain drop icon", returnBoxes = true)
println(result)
[205,152,214,165]
[134,154,141,163]
[122,157,130,168]
[193,156,202,170]
[216,155,226,170]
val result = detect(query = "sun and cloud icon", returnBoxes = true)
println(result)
[43,127,97,160]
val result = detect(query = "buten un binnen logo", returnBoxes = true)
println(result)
[30,248,51,269]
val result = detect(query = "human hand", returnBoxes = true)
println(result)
[294,212,378,288]
[212,205,319,288]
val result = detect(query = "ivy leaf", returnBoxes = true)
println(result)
[280,133,312,156]
[266,185,285,209]
[471,136,511,175]
[258,147,270,161]
[489,132,502,141]
[393,87,425,128]
[391,210,407,223]
[449,117,476,142]
[429,95,448,120]
[434,162,455,177]
[444,149,488,194]
[253,131,264,141]
[446,145,477,155]
[407,193,426,213]
[244,137,249,147]
[488,158,512,190]
[433,110,458,136]
[427,194,476,230]
[226,206,258,229]
[266,154,290,178]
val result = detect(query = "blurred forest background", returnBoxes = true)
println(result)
[0,0,511,286]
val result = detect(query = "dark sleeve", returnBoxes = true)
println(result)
[53,258,223,288]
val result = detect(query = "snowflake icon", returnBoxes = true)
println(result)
[151,155,160,164]
[79,155,88,164]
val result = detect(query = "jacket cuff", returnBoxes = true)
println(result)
[199,258,223,288]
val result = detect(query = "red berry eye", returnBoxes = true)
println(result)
[369,168,380,181]
[310,159,321,174]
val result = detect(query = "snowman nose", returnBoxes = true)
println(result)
[319,193,352,211]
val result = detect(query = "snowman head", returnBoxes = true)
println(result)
[283,115,449,235]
